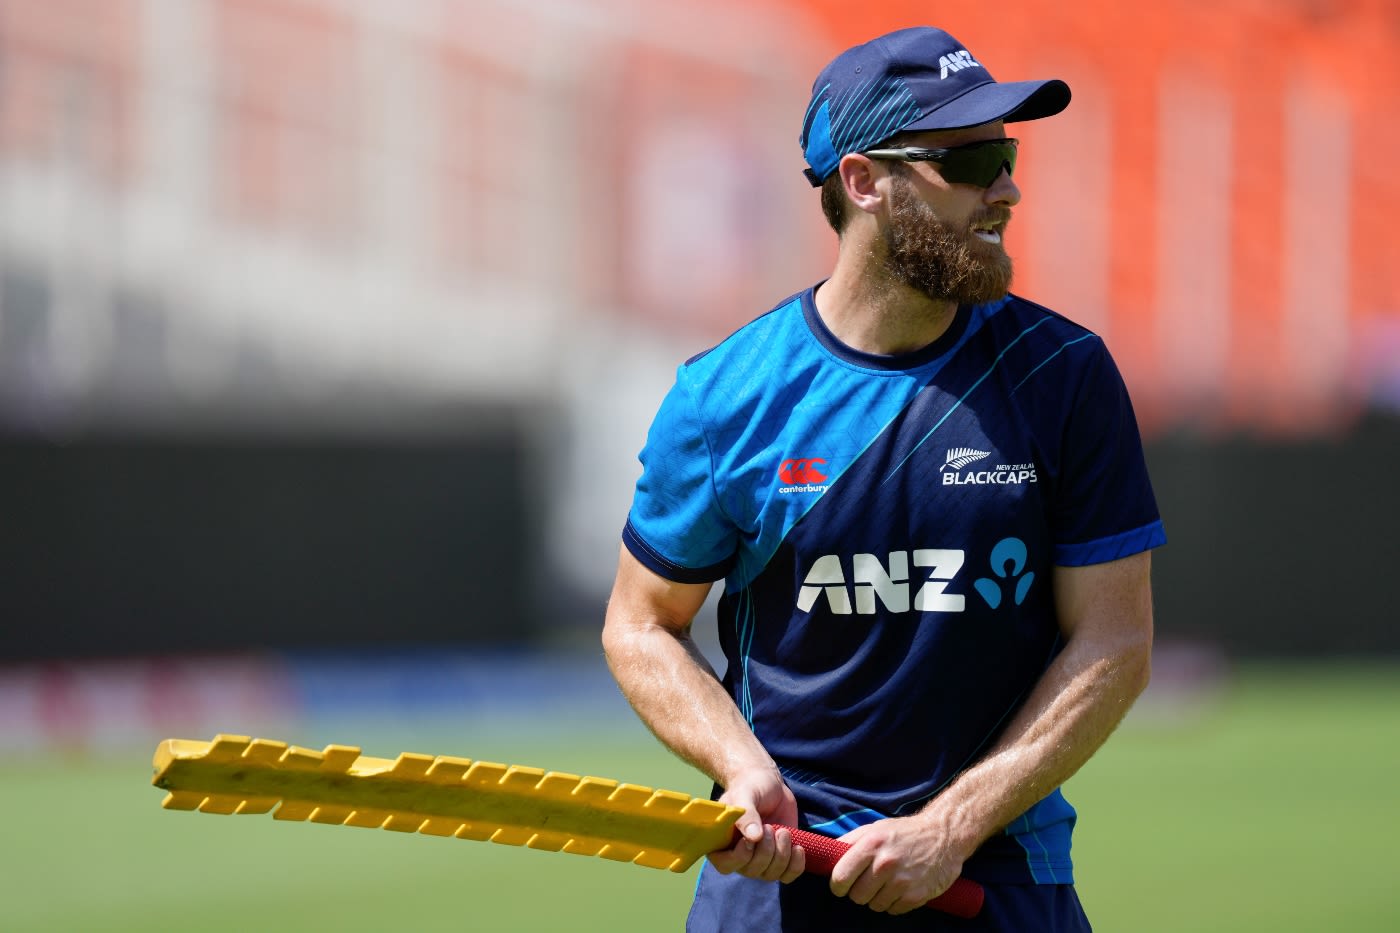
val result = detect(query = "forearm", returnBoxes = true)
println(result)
[602,550,803,878]
[922,625,1151,858]
[603,608,776,789]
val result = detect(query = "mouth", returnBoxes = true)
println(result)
[969,212,1011,245]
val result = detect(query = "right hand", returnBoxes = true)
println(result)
[706,769,806,883]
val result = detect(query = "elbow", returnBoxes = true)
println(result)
[1124,626,1153,700]
[600,609,627,666]
[1130,646,1152,701]
[600,603,654,672]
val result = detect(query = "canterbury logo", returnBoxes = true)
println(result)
[938,50,982,79]
[780,458,828,484]
[943,448,992,471]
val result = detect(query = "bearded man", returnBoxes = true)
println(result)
[603,25,1166,932]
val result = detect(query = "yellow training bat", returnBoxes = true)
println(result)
[151,734,983,917]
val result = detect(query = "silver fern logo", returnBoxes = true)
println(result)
[943,447,992,471]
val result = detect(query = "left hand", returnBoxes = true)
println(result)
[828,816,967,916]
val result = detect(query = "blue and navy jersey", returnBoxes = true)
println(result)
[623,285,1164,885]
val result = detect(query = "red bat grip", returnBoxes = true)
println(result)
[769,824,985,919]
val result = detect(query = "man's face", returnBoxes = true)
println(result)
[877,125,1018,305]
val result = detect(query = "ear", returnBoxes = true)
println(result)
[837,154,886,216]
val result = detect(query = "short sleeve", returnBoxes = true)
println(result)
[622,372,739,582]
[1051,344,1166,566]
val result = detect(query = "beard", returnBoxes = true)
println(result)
[881,175,1014,305]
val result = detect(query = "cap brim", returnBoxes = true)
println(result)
[901,78,1071,133]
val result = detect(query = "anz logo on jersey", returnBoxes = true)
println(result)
[796,538,1035,615]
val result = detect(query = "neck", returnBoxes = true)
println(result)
[814,242,959,356]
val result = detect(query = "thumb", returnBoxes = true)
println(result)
[736,811,765,844]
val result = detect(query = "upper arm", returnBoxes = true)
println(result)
[604,545,715,642]
[1052,550,1154,652]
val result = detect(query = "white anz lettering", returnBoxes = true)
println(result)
[853,552,909,614]
[912,549,966,612]
[798,550,966,615]
[797,553,852,614]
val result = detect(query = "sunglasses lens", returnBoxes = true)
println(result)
[938,141,1017,187]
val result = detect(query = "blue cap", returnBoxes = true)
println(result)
[800,27,1071,185]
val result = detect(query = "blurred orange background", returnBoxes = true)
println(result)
[4,0,1396,438]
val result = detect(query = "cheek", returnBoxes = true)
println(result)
[915,196,967,232]
[923,194,978,231]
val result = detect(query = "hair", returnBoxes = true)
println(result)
[819,172,848,233]
[818,151,912,235]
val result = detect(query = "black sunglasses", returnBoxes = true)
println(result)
[862,138,1019,188]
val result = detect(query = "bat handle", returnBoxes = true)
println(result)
[766,824,985,919]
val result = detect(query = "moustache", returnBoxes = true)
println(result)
[968,207,1013,230]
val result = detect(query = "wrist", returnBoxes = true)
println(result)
[715,755,781,791]
[912,794,989,863]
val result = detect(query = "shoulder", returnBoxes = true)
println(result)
[990,294,1103,346]
[681,289,809,373]
[980,294,1119,381]
[672,288,816,411]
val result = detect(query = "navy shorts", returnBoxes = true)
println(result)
[686,862,1092,932]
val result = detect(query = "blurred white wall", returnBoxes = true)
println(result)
[0,0,834,603]
[0,0,829,426]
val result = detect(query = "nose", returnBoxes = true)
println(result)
[985,165,1020,206]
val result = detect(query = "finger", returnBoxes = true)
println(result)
[779,842,806,884]
[739,825,779,879]
[706,834,756,875]
[846,871,883,907]
[867,886,903,914]
[755,827,795,883]
[828,847,871,899]
[843,851,896,908]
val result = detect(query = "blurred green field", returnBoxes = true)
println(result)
[3,662,1397,932]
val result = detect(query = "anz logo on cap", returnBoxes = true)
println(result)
[938,50,983,79]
